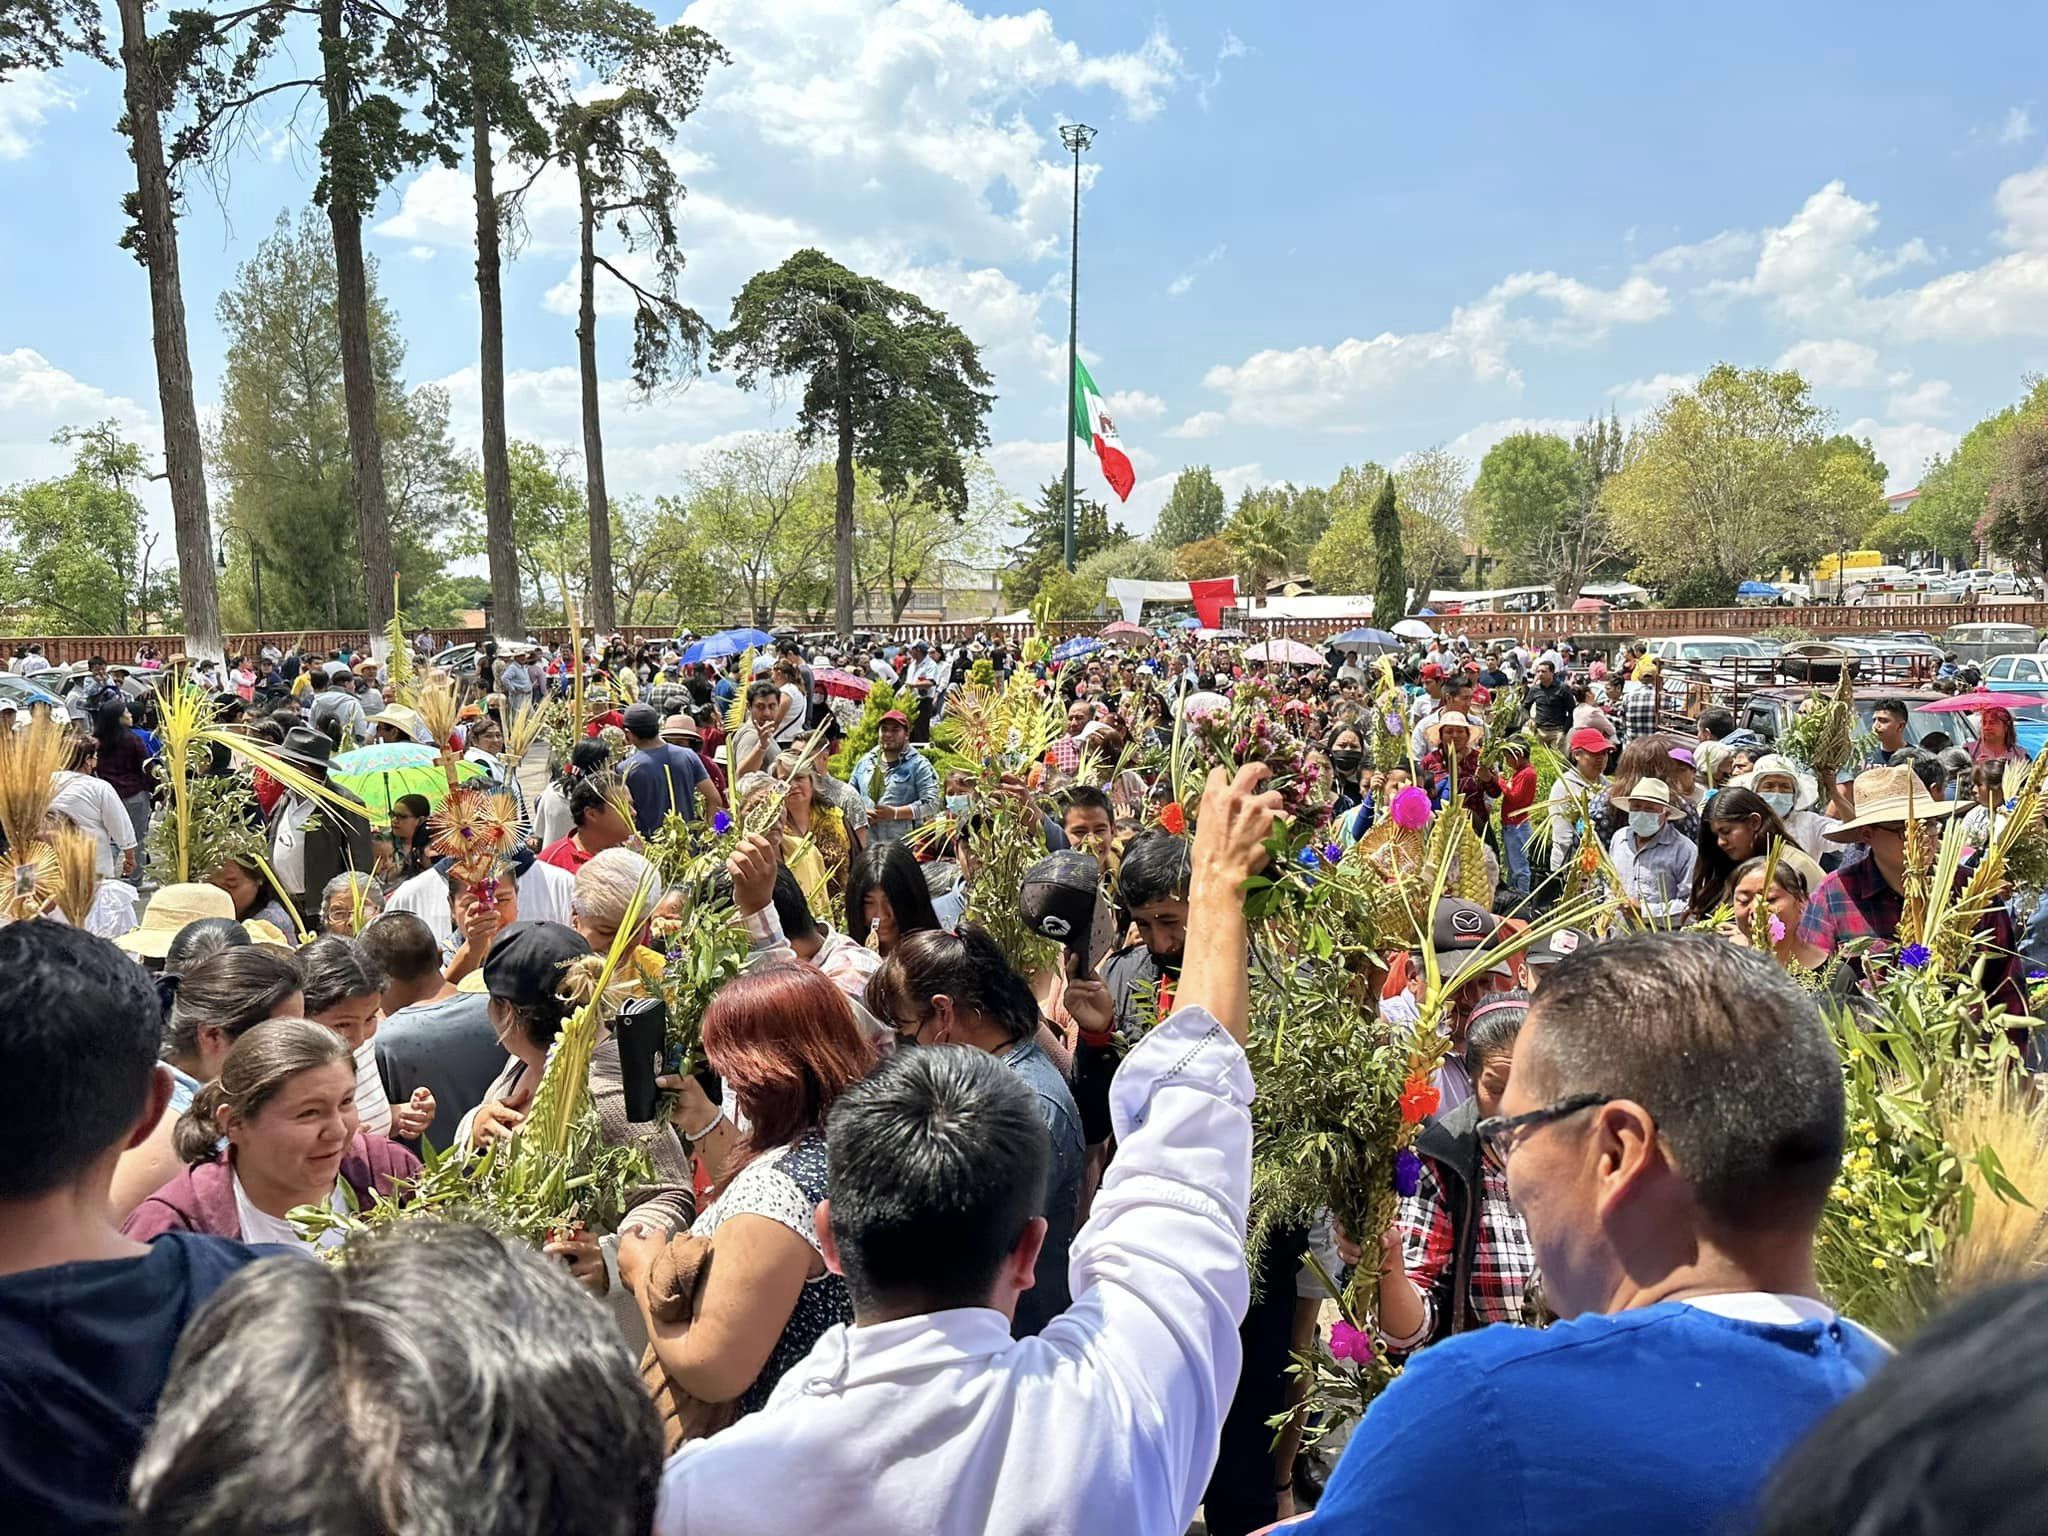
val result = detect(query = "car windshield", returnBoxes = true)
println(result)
[1678,641,1764,661]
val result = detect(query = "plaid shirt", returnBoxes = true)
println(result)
[1045,731,1086,775]
[1393,1150,1538,1345]
[1619,683,1659,743]
[1801,854,2031,1015]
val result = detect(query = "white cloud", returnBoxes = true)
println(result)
[0,349,171,534]
[1167,242,1227,298]
[408,245,437,262]
[1886,379,1955,419]
[2000,106,2035,146]
[1712,180,1932,326]
[1610,372,1697,407]
[1996,162,2048,250]
[1488,270,1670,334]
[1773,338,1886,389]
[1196,29,1249,111]
[1103,389,1166,421]
[1639,229,1757,276]
[1844,417,1960,493]
[0,68,77,161]
[1166,410,1226,440]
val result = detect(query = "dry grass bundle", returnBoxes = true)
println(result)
[50,826,99,927]
[1941,1084,2048,1300]
[0,712,68,853]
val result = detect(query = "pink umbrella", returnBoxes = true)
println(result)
[1919,689,2048,712]
[1099,621,1149,639]
[813,667,872,702]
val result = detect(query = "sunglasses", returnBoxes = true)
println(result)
[1475,1092,1616,1159]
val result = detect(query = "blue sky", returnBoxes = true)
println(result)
[3,0,2048,557]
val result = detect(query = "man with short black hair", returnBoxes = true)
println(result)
[1298,932,1885,1535]
[359,911,507,1151]
[1060,784,1114,855]
[1526,658,1573,746]
[620,702,709,834]
[656,764,1284,1536]
[0,923,261,1533]
[130,1223,663,1536]
[1868,697,1911,766]
[1696,705,1736,742]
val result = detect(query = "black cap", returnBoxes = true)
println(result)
[1423,897,1506,985]
[1525,927,1587,969]
[481,922,592,1010]
[622,702,662,738]
[1017,850,1101,946]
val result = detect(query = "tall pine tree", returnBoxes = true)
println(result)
[1003,474,1123,607]
[1371,472,1406,626]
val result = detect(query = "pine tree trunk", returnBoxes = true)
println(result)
[834,345,855,642]
[320,0,394,651]
[472,94,522,639]
[116,0,222,660]
[577,158,616,632]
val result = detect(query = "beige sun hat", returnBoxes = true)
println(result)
[113,882,236,959]
[1624,777,1673,809]
[1423,711,1486,749]
[373,703,426,741]
[1824,764,1959,842]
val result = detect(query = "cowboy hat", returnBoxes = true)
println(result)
[1423,711,1485,749]
[1624,777,1673,809]
[113,882,237,958]
[275,725,337,771]
[372,703,425,741]
[1736,753,1820,812]
[1824,765,1959,841]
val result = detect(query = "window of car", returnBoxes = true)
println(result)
[1988,656,2017,680]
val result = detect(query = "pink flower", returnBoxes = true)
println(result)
[1390,786,1433,830]
[1768,915,1787,943]
[1328,1320,1375,1364]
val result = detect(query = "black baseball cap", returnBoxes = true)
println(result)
[1422,897,1507,985]
[622,702,663,738]
[1524,927,1587,970]
[480,922,592,1010]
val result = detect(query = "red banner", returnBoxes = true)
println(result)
[1189,577,1238,630]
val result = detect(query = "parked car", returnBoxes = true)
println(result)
[1645,636,1771,666]
[1954,568,2025,596]
[1943,622,2037,664]
[430,644,482,682]
[1734,688,1978,756]
[0,674,69,716]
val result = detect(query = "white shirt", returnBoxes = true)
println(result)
[353,1036,392,1136]
[385,859,576,956]
[775,682,808,744]
[18,653,49,676]
[656,1004,1254,1536]
[231,1168,348,1253]
[49,770,137,876]
[271,795,320,893]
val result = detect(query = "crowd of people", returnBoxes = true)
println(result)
[0,614,2042,1536]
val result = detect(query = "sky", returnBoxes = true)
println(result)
[4,0,2048,565]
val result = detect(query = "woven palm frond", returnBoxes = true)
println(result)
[416,677,461,753]
[0,712,68,853]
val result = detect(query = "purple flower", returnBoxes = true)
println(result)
[2029,969,2048,983]
[1322,842,1343,864]
[1328,1320,1375,1365]
[712,810,733,835]
[1393,1147,1422,1196]
[1899,942,1932,970]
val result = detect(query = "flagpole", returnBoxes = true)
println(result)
[1059,122,1096,573]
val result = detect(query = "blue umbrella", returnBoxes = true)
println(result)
[1173,615,1202,629]
[1737,581,1780,598]
[681,627,777,665]
[1050,637,1103,663]
[1329,627,1398,648]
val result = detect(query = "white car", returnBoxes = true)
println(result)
[1644,636,1770,666]
[1954,569,2024,596]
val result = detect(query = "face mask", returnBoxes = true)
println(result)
[1329,748,1364,774]
[1628,810,1664,840]
[946,794,972,816]
[1760,791,1796,818]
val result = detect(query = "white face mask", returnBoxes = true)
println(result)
[1628,810,1664,840]
[1760,790,1797,818]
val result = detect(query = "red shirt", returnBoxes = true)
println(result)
[1501,765,1539,825]
[583,709,625,738]
[539,835,597,873]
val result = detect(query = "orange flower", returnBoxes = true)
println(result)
[1578,843,1600,873]
[1398,1073,1440,1124]
[1159,802,1186,835]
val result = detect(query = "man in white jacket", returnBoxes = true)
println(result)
[653,763,1283,1536]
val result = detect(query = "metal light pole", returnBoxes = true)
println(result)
[1059,122,1096,573]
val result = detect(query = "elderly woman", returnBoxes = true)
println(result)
[319,871,385,936]
[570,845,666,996]
[1736,752,1839,861]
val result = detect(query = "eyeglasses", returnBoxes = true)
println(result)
[1475,1093,1615,1158]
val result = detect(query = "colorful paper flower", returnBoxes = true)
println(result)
[712,810,733,834]
[1328,1320,1376,1365]
[1768,915,1787,944]
[1322,842,1343,864]
[1159,802,1186,836]
[1390,785,1433,831]
[1393,1147,1423,1196]
[1899,942,1932,970]
[1298,846,1323,868]
[2029,969,2048,983]
[1398,1073,1441,1125]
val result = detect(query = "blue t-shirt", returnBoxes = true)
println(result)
[0,1230,262,1535]
[622,744,709,835]
[1301,1300,1888,1536]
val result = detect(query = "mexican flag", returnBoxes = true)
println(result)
[1072,357,1135,502]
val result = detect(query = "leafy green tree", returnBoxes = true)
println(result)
[545,20,727,630]
[213,210,462,630]
[854,459,1001,622]
[1371,473,1405,625]
[713,249,994,639]
[663,432,835,626]
[1171,536,1236,581]
[1154,465,1226,548]
[0,424,150,632]
[452,440,586,617]
[1606,364,1841,594]
[1910,378,2048,567]
[1983,410,2048,580]
[1003,474,1124,608]
[1474,419,1628,602]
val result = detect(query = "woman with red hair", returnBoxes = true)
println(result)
[631,964,877,1420]
[1972,705,2029,766]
